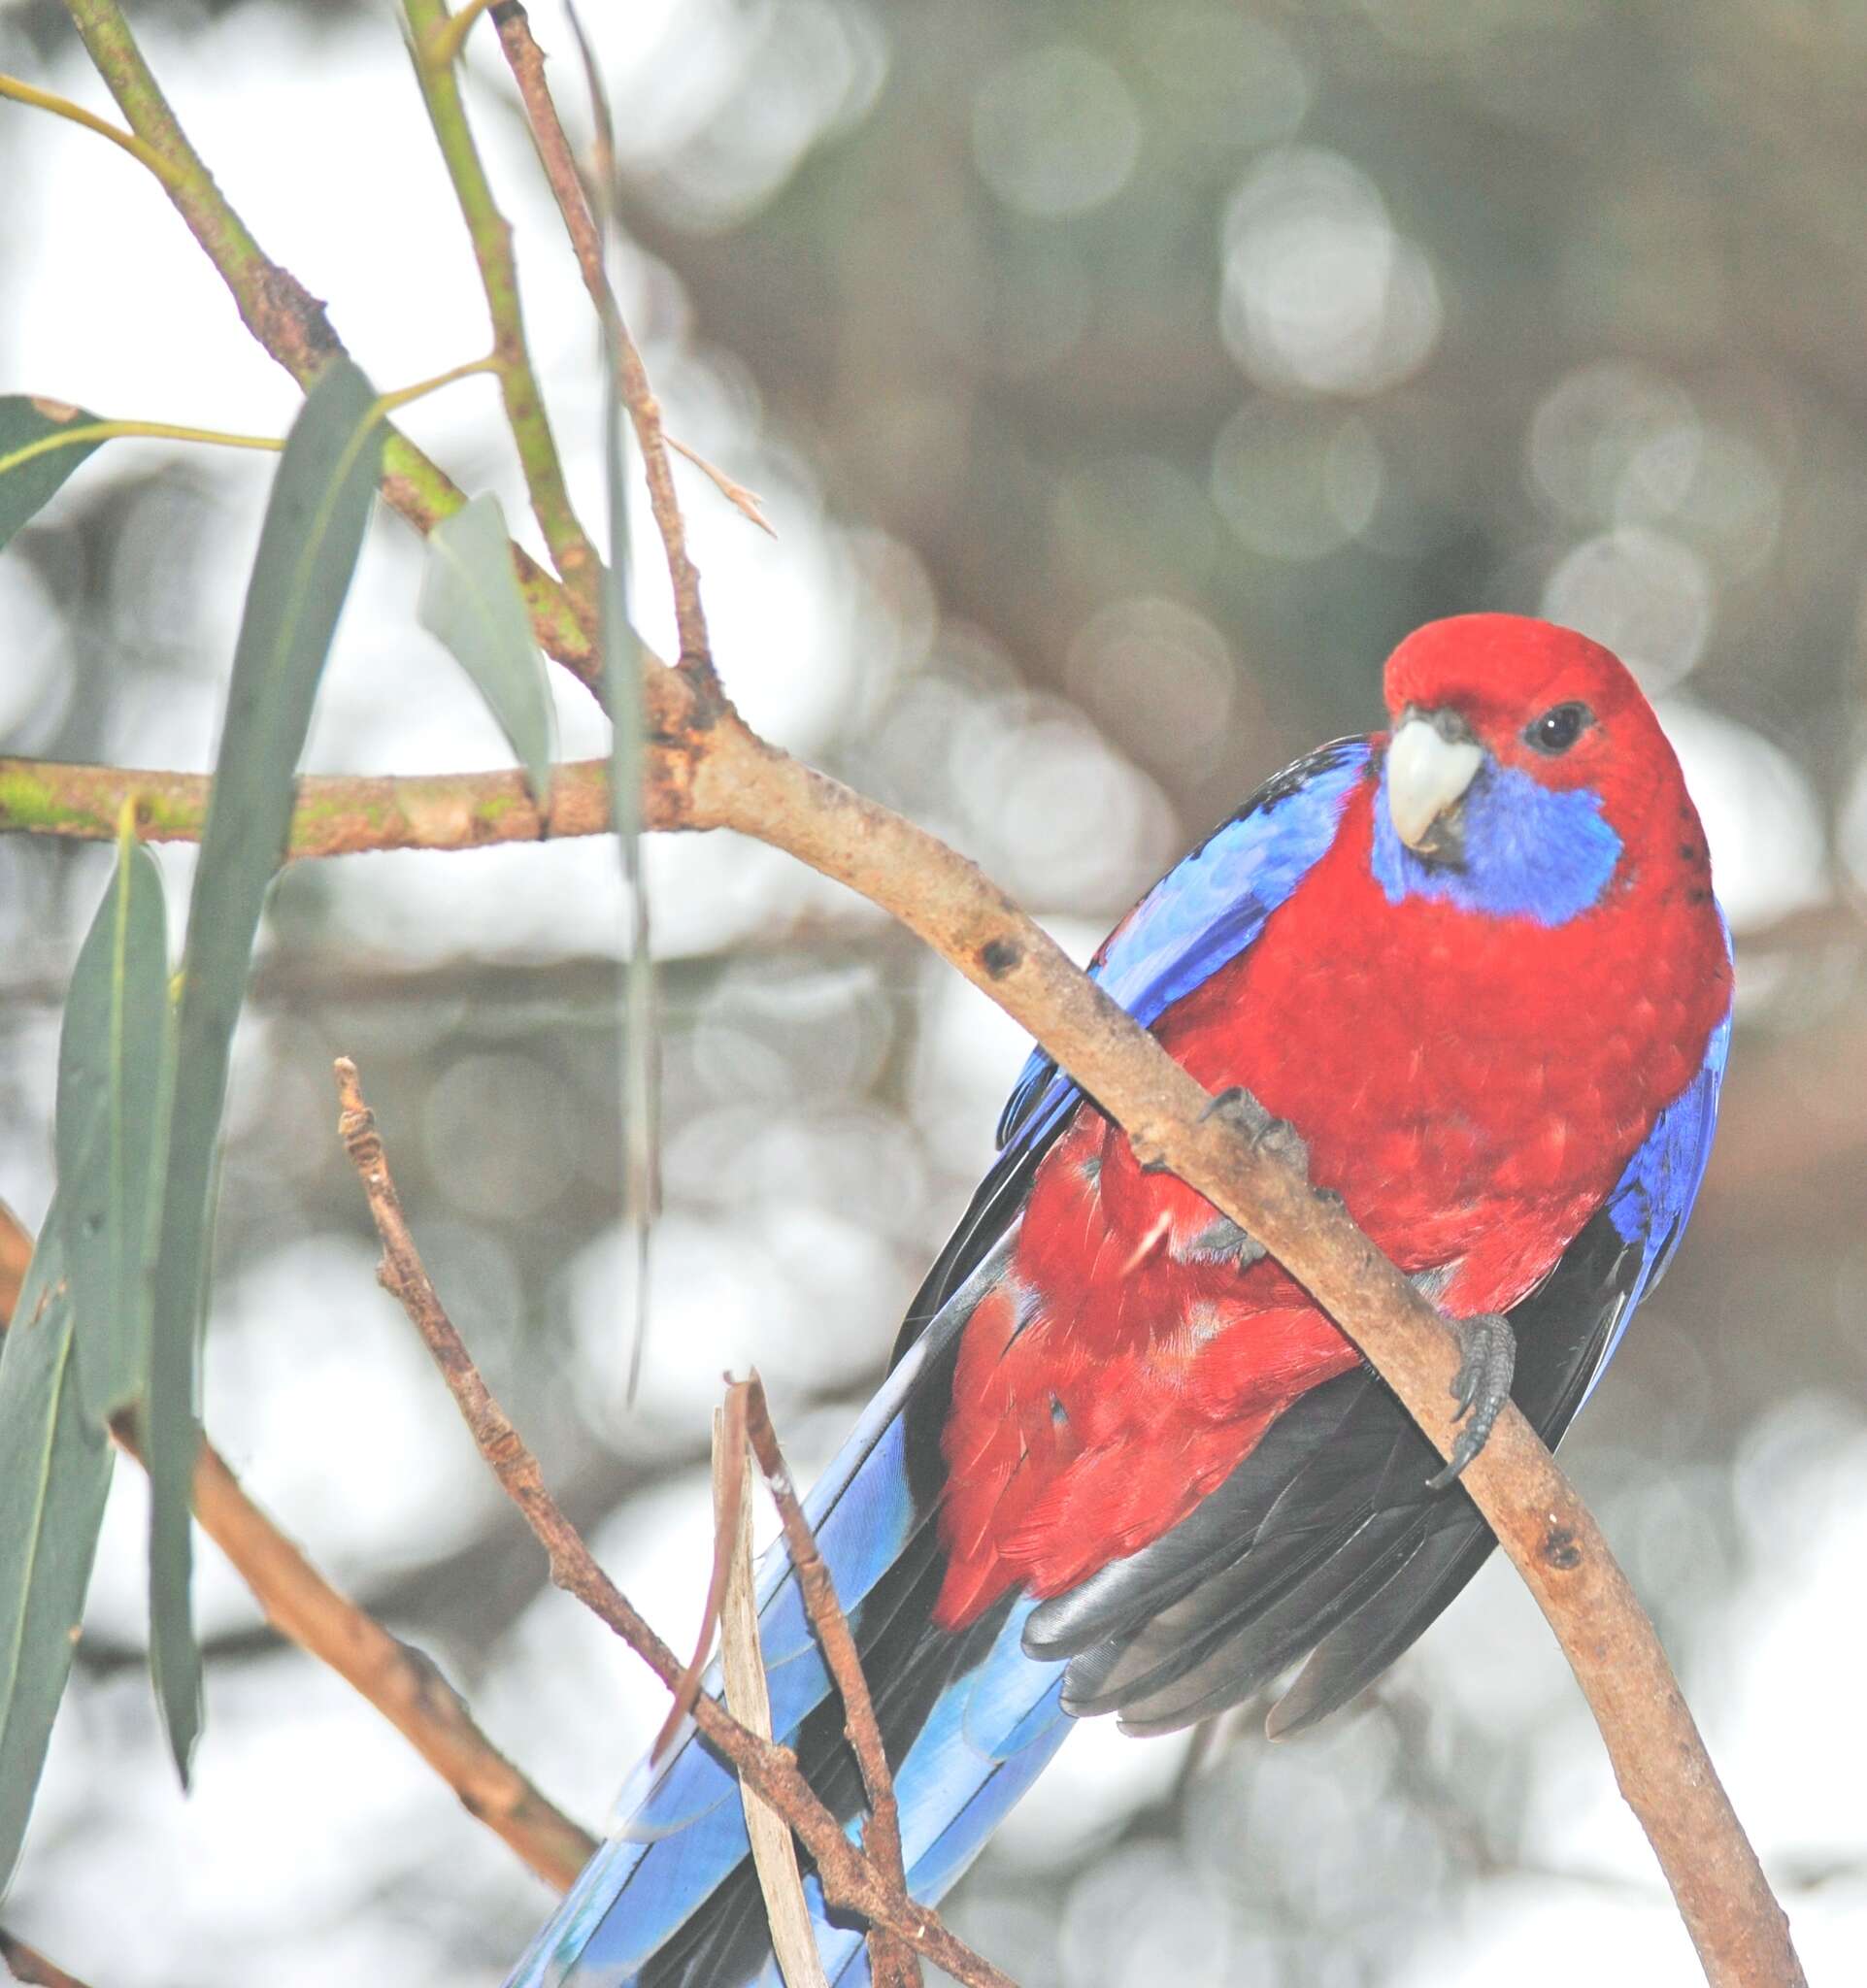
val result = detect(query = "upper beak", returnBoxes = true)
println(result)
[1386,712,1483,852]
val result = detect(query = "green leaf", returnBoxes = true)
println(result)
[0,1211,116,1896]
[147,358,384,1783]
[418,492,556,807]
[53,827,171,1425]
[597,275,660,1402]
[0,396,107,552]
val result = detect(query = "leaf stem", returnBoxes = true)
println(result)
[373,353,501,417]
[0,70,189,190]
[0,361,495,491]
[0,418,283,483]
[421,0,499,71]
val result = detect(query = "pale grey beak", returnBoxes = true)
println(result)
[1387,715,1483,851]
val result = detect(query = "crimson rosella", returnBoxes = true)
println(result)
[508,613,1733,1988]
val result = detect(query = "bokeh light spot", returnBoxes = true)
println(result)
[1213,400,1384,559]
[972,47,1144,218]
[1220,149,1443,395]
[1540,525,1713,694]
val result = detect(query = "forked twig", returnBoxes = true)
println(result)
[713,1396,828,1988]
[332,1057,1017,1988]
[667,435,778,538]
[743,1377,920,1988]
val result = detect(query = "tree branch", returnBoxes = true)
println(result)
[332,1057,1017,1988]
[181,1439,598,1889]
[0,755,611,858]
[0,1929,95,1988]
[60,0,599,688]
[0,1204,597,1896]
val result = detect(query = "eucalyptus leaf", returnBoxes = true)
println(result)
[0,396,106,552]
[0,1212,115,1896]
[598,259,660,1404]
[147,358,384,1783]
[418,492,556,807]
[54,834,171,1425]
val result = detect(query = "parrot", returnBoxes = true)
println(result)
[507,613,1734,1988]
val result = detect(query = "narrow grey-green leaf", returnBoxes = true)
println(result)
[54,834,170,1425]
[0,1210,116,1896]
[596,273,660,1405]
[0,396,107,552]
[417,492,556,807]
[147,357,384,1784]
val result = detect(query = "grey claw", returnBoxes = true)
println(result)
[1425,1311,1517,1490]
[1181,1214,1268,1269]
[1202,1086,1311,1176]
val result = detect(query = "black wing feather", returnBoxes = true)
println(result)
[1022,1208,1643,1737]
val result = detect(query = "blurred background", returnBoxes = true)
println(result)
[2,0,1865,1982]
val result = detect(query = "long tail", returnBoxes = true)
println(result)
[505,1245,1070,1988]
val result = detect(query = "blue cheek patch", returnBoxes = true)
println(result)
[1370,759,1621,925]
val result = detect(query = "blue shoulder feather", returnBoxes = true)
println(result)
[995,738,1371,1154]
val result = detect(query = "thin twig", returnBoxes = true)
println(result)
[403,0,602,624]
[332,1057,1017,1988]
[496,3,717,685]
[0,1929,94,1988]
[667,435,778,537]
[60,0,598,688]
[743,1375,919,1988]
[714,1397,829,1988]
[0,1204,596,1894]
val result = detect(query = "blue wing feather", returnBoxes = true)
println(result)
[995,739,1371,1154]
[1584,924,1733,1402]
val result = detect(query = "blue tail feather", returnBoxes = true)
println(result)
[504,1245,1063,1988]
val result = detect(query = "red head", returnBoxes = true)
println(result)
[1374,613,1704,920]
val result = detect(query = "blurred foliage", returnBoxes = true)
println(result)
[1,0,1865,1983]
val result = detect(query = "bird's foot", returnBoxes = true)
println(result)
[1425,1311,1517,1490]
[1181,1213,1268,1270]
[1199,1085,1312,1176]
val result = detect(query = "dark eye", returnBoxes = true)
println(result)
[1525,702,1591,755]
